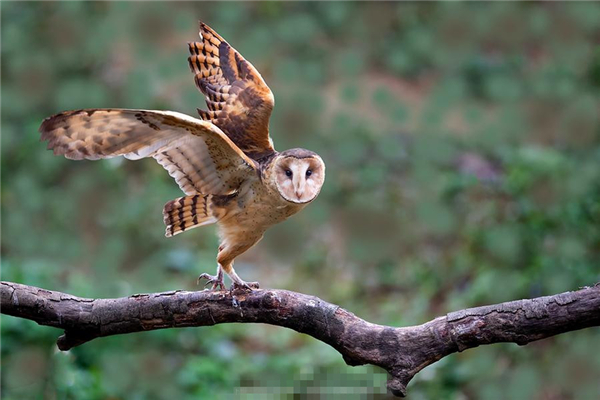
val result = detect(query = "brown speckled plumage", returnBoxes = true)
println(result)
[189,22,275,161]
[39,22,325,290]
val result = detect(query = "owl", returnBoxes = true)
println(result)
[39,22,326,290]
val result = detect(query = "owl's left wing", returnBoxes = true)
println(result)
[188,22,276,160]
[40,109,258,196]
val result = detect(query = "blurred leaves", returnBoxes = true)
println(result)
[2,1,600,399]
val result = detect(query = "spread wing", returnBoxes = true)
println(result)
[188,22,276,160]
[39,109,258,196]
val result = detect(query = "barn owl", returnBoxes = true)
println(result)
[39,22,325,290]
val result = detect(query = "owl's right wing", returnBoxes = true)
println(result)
[39,108,258,196]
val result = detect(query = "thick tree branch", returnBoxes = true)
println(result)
[2,281,599,396]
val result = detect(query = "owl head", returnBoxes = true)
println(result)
[271,148,325,204]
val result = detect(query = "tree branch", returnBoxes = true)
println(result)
[2,281,599,396]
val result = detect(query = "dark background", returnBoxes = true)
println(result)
[2,2,599,399]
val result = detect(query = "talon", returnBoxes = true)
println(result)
[230,281,260,292]
[197,273,225,291]
[196,273,208,285]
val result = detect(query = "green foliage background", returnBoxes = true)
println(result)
[2,2,599,399]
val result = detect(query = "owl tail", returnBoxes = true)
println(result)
[163,194,218,237]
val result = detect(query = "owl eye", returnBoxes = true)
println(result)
[285,170,292,177]
[306,170,312,177]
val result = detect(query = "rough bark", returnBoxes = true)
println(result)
[2,281,599,396]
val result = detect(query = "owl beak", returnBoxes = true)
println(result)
[292,177,303,200]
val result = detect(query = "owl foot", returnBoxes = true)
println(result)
[230,280,260,292]
[227,267,259,291]
[197,273,226,291]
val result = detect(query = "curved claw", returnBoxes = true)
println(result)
[197,273,226,291]
[230,281,260,292]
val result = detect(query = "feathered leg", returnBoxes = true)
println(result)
[216,243,259,290]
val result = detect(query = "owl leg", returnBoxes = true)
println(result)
[217,245,259,290]
[197,265,225,291]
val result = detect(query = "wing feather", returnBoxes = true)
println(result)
[188,22,276,160]
[39,108,258,196]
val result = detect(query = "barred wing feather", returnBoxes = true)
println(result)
[39,108,258,196]
[188,22,276,160]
